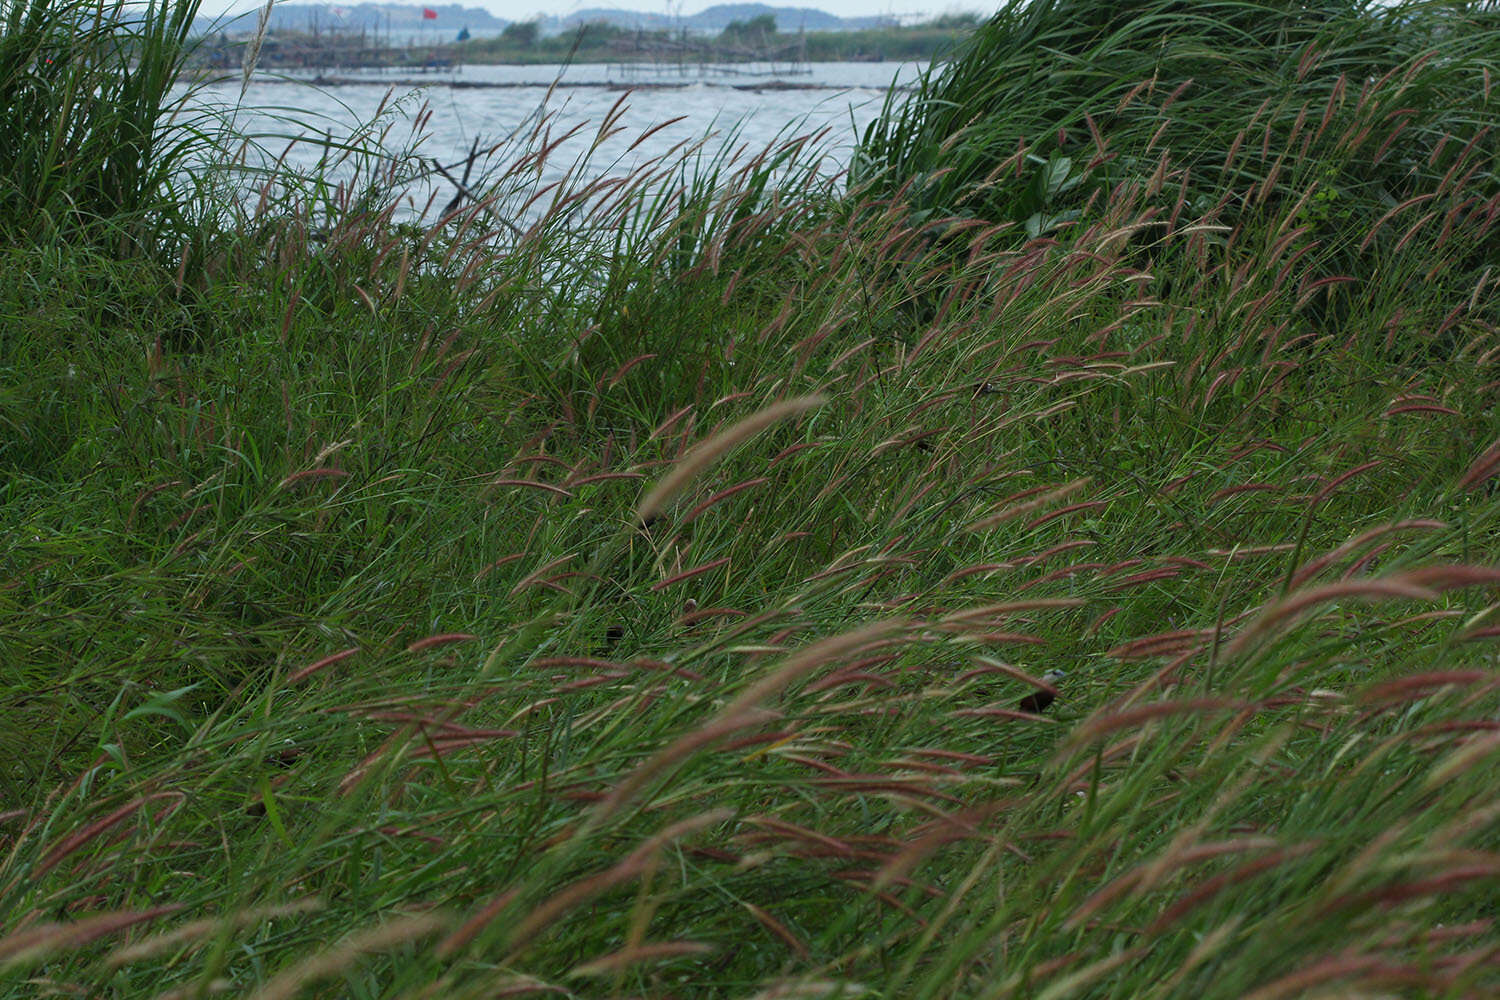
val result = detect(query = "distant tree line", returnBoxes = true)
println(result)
[456,13,980,65]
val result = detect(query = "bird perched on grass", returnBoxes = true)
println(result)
[1018,669,1067,713]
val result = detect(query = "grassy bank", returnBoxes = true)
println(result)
[4,0,1500,996]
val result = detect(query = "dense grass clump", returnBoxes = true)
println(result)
[0,0,212,250]
[4,0,1500,997]
[855,0,1500,337]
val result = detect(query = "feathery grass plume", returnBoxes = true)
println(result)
[1286,519,1447,590]
[435,890,519,958]
[635,395,825,524]
[287,646,360,684]
[1224,577,1442,660]
[1459,436,1500,492]
[105,899,322,968]
[239,0,276,100]
[507,810,734,950]
[966,478,1093,532]
[34,791,180,879]
[570,940,714,976]
[244,912,450,1000]
[594,620,903,820]
[0,905,182,968]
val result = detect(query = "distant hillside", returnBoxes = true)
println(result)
[195,3,508,38]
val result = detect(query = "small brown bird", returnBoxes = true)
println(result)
[1018,670,1067,713]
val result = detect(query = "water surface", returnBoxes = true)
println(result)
[182,61,924,221]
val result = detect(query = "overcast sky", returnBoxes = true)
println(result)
[206,0,975,24]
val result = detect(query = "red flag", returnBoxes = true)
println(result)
[422,7,437,18]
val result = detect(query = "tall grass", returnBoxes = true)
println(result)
[855,0,1500,337]
[0,0,212,250]
[3,0,1500,996]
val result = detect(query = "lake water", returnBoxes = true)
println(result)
[181,61,924,222]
